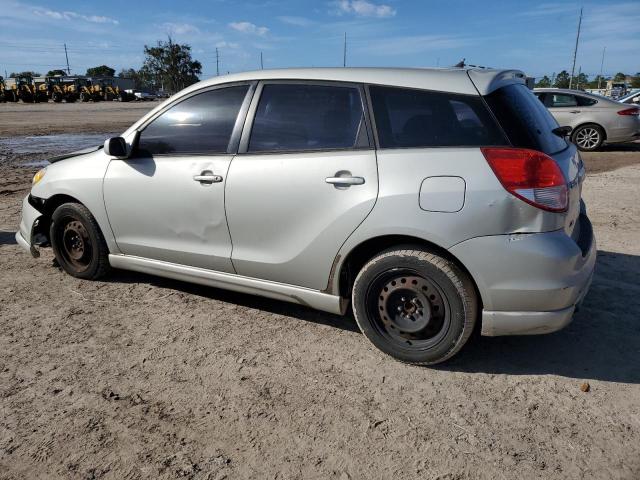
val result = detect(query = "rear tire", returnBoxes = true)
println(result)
[50,203,110,280]
[572,124,604,151]
[352,248,477,365]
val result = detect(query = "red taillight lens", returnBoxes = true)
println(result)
[617,107,640,116]
[481,147,568,212]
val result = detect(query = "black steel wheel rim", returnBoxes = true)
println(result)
[58,216,92,272]
[365,268,451,350]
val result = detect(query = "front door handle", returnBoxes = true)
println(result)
[193,170,223,184]
[570,110,581,114]
[325,176,365,186]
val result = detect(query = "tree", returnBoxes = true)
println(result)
[588,75,607,89]
[142,36,202,92]
[118,68,153,90]
[535,75,551,88]
[86,65,116,77]
[46,69,67,77]
[554,70,571,88]
[631,75,640,88]
[10,71,40,79]
[574,72,589,89]
[613,72,627,82]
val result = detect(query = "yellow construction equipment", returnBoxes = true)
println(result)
[0,76,6,102]
[5,75,39,102]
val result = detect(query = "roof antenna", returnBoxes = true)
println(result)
[453,58,466,68]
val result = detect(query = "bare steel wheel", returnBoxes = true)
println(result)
[373,272,450,349]
[572,124,603,152]
[352,248,477,365]
[50,203,110,280]
[61,219,92,272]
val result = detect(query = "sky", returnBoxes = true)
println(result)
[0,0,638,81]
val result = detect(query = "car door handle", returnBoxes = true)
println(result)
[570,110,581,114]
[325,176,365,186]
[193,173,223,183]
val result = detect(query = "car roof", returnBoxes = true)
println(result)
[534,87,621,104]
[124,67,526,135]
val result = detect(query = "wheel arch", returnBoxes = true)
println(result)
[334,234,482,309]
[572,121,607,141]
[36,194,110,251]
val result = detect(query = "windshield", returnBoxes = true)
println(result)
[485,84,568,155]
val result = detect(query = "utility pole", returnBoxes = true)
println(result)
[215,47,220,76]
[64,43,70,75]
[598,46,606,89]
[569,7,582,90]
[343,32,347,67]
[260,51,264,70]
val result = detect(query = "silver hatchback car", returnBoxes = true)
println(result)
[534,88,640,151]
[17,68,596,364]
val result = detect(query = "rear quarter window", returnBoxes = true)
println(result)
[485,84,568,155]
[369,85,507,148]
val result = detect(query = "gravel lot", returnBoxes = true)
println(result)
[1,102,639,480]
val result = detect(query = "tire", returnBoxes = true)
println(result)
[50,203,110,280]
[352,248,477,365]
[52,92,62,103]
[80,92,89,102]
[571,124,604,152]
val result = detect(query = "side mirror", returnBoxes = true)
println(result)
[552,126,573,138]
[104,137,128,158]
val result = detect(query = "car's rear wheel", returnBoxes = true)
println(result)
[352,248,477,365]
[50,203,110,280]
[572,124,604,151]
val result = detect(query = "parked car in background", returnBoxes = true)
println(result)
[534,88,640,151]
[16,68,596,365]
[125,90,157,101]
[618,89,640,105]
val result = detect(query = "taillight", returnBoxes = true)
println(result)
[481,147,568,212]
[617,107,640,116]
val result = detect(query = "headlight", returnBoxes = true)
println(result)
[32,168,47,186]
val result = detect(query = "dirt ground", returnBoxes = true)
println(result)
[0,103,639,480]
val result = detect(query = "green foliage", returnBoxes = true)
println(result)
[554,70,571,88]
[46,69,67,77]
[613,72,627,82]
[142,36,202,93]
[574,72,589,88]
[86,65,116,77]
[535,75,551,88]
[9,71,40,79]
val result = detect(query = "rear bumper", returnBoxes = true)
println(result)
[450,214,596,336]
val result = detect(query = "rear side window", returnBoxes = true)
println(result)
[485,84,567,155]
[137,85,249,155]
[369,85,507,148]
[248,84,365,152]
[576,95,598,106]
[549,93,578,107]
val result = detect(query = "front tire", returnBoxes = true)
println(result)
[352,248,477,365]
[572,124,604,151]
[50,203,110,280]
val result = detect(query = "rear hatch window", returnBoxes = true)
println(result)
[485,84,568,155]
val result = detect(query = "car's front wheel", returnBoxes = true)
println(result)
[50,203,110,280]
[352,248,477,365]
[572,124,604,151]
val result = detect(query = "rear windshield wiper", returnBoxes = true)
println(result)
[552,126,573,138]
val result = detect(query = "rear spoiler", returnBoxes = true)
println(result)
[467,69,527,96]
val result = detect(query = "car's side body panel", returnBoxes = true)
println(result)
[103,154,236,272]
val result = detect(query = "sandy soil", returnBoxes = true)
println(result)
[0,106,639,480]
[0,101,155,136]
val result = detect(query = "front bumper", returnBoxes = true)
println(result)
[450,214,596,336]
[16,195,44,257]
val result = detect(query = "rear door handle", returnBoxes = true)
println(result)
[570,110,581,114]
[325,176,365,186]
[193,171,223,183]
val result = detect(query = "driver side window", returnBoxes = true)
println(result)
[137,85,249,155]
